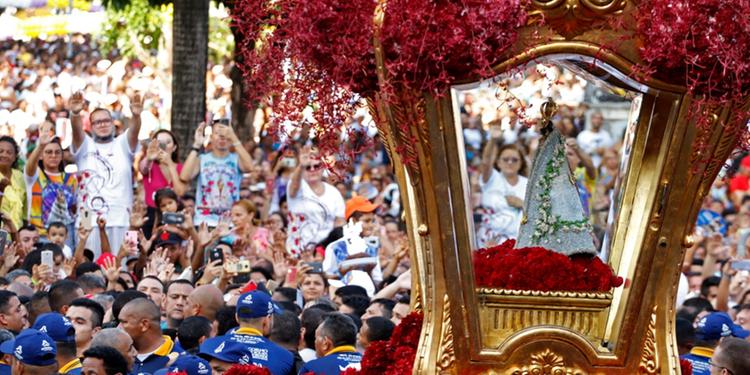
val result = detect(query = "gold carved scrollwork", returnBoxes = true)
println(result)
[510,349,585,375]
[436,294,455,373]
[529,0,628,38]
[638,305,659,374]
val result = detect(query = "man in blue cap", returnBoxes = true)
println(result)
[222,291,293,375]
[0,328,58,374]
[299,313,362,374]
[32,312,81,374]
[199,337,253,375]
[680,311,750,375]
[0,329,14,375]
[154,354,211,375]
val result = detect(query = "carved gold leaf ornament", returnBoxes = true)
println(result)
[436,294,455,372]
[529,0,628,38]
[510,349,586,375]
[638,305,659,375]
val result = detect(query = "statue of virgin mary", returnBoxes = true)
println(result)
[515,100,597,256]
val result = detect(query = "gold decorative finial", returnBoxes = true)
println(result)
[540,99,558,123]
[540,99,558,137]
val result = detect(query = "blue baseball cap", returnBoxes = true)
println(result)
[0,329,57,366]
[198,337,252,364]
[154,354,211,375]
[32,312,76,344]
[236,291,281,319]
[696,312,750,341]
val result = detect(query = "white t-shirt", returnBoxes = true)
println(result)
[72,130,136,228]
[577,129,613,167]
[480,169,527,213]
[286,180,345,255]
[478,169,528,243]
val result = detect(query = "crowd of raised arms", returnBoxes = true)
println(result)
[0,35,746,375]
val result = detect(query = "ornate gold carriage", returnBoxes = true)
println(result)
[367,0,750,373]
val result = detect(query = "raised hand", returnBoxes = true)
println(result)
[61,258,76,278]
[193,122,206,148]
[69,92,84,115]
[146,140,159,161]
[39,122,54,145]
[130,93,144,116]
[97,216,107,230]
[103,256,120,284]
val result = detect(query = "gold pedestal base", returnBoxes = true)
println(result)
[478,288,613,350]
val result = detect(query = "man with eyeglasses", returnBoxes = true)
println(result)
[69,92,143,257]
[180,120,254,227]
[681,312,750,375]
[709,337,750,375]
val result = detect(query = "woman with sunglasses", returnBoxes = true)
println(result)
[25,122,77,247]
[477,129,528,247]
[286,146,345,256]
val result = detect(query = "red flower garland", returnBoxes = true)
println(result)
[343,312,423,375]
[473,239,623,292]
[635,0,750,167]
[381,0,527,96]
[224,364,272,375]
[636,0,750,96]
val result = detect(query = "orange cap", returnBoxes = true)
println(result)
[345,195,378,220]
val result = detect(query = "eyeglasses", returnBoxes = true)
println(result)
[709,359,734,375]
[91,119,112,127]
[305,163,323,172]
[501,157,520,163]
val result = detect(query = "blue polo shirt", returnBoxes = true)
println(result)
[132,335,177,375]
[224,327,294,375]
[680,346,712,375]
[59,358,83,375]
[298,346,362,374]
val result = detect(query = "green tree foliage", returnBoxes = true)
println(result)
[100,0,170,60]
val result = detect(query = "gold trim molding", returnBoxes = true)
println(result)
[638,305,659,375]
[529,0,628,38]
[437,294,455,373]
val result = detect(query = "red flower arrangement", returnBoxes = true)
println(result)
[473,239,623,292]
[224,364,272,375]
[636,0,750,97]
[342,312,423,375]
[635,0,750,167]
[381,0,527,96]
[231,0,528,162]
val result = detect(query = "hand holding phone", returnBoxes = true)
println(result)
[209,247,224,265]
[81,209,93,231]
[41,250,54,268]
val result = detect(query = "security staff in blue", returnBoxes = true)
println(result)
[119,298,178,375]
[0,329,59,374]
[298,313,363,374]
[223,291,294,375]
[32,312,82,374]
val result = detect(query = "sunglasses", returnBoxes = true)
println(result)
[305,163,323,172]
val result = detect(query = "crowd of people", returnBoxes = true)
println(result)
[0,36,409,375]
[0,32,746,375]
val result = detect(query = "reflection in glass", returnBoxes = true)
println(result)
[457,63,640,258]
